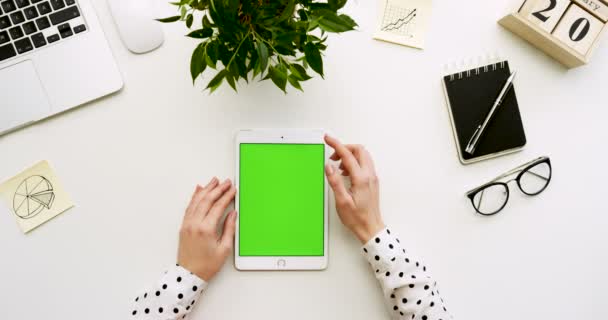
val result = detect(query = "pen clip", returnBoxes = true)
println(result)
[465,125,482,155]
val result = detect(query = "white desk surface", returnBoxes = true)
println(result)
[1,0,607,319]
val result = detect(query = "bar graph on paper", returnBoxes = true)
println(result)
[380,2,417,38]
[374,0,432,49]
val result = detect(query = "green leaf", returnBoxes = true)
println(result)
[289,64,312,81]
[169,0,189,6]
[236,55,248,80]
[228,61,239,78]
[313,9,357,33]
[304,43,323,77]
[339,14,358,28]
[208,0,224,26]
[186,14,193,28]
[156,15,181,23]
[227,0,240,15]
[205,52,217,69]
[202,15,212,28]
[226,72,237,91]
[307,16,322,31]
[329,0,348,10]
[205,41,218,69]
[218,43,231,66]
[205,54,216,69]
[278,0,296,22]
[256,41,269,73]
[253,61,262,79]
[190,44,207,84]
[186,28,213,39]
[277,61,288,74]
[268,66,287,92]
[180,6,187,19]
[308,3,331,10]
[288,75,303,91]
[206,70,227,93]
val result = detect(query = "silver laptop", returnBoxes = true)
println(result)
[0,0,122,136]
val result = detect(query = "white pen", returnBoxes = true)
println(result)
[465,71,517,155]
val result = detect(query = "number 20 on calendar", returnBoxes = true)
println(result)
[499,0,607,67]
[521,0,605,55]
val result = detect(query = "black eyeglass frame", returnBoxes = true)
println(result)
[466,156,552,216]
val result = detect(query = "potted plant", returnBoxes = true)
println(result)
[158,0,357,93]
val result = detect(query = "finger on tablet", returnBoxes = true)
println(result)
[330,144,373,172]
[187,185,203,210]
[193,179,232,220]
[347,144,376,174]
[186,177,218,219]
[205,185,237,229]
[220,211,237,252]
[339,163,352,176]
[325,164,353,206]
[325,135,361,178]
[206,177,221,189]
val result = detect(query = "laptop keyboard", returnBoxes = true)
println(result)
[0,0,86,62]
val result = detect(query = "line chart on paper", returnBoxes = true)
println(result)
[380,1,418,38]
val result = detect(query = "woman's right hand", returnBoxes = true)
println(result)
[324,135,385,244]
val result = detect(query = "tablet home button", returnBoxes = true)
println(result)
[277,259,286,268]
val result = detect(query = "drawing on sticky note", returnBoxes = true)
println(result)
[13,176,55,219]
[0,161,73,233]
[381,5,417,37]
[374,0,432,49]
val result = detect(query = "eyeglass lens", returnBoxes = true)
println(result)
[473,184,508,215]
[518,162,551,195]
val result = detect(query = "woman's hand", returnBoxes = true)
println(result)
[324,135,385,244]
[177,178,237,281]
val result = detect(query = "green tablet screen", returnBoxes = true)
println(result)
[239,143,325,256]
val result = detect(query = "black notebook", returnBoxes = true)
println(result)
[442,60,526,164]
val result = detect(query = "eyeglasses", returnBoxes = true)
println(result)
[466,157,552,216]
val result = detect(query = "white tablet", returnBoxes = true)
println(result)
[234,129,329,271]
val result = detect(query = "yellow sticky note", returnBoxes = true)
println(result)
[0,161,74,233]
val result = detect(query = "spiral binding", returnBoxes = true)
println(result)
[444,53,507,81]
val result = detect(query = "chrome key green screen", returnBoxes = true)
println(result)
[239,143,325,256]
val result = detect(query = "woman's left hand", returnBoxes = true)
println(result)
[177,177,237,281]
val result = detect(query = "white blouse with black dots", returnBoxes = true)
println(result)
[362,228,452,320]
[130,227,452,320]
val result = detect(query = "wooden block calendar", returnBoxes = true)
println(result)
[499,0,608,68]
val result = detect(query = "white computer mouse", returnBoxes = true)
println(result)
[108,0,164,54]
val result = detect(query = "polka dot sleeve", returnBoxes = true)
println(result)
[130,265,206,320]
[362,228,452,320]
